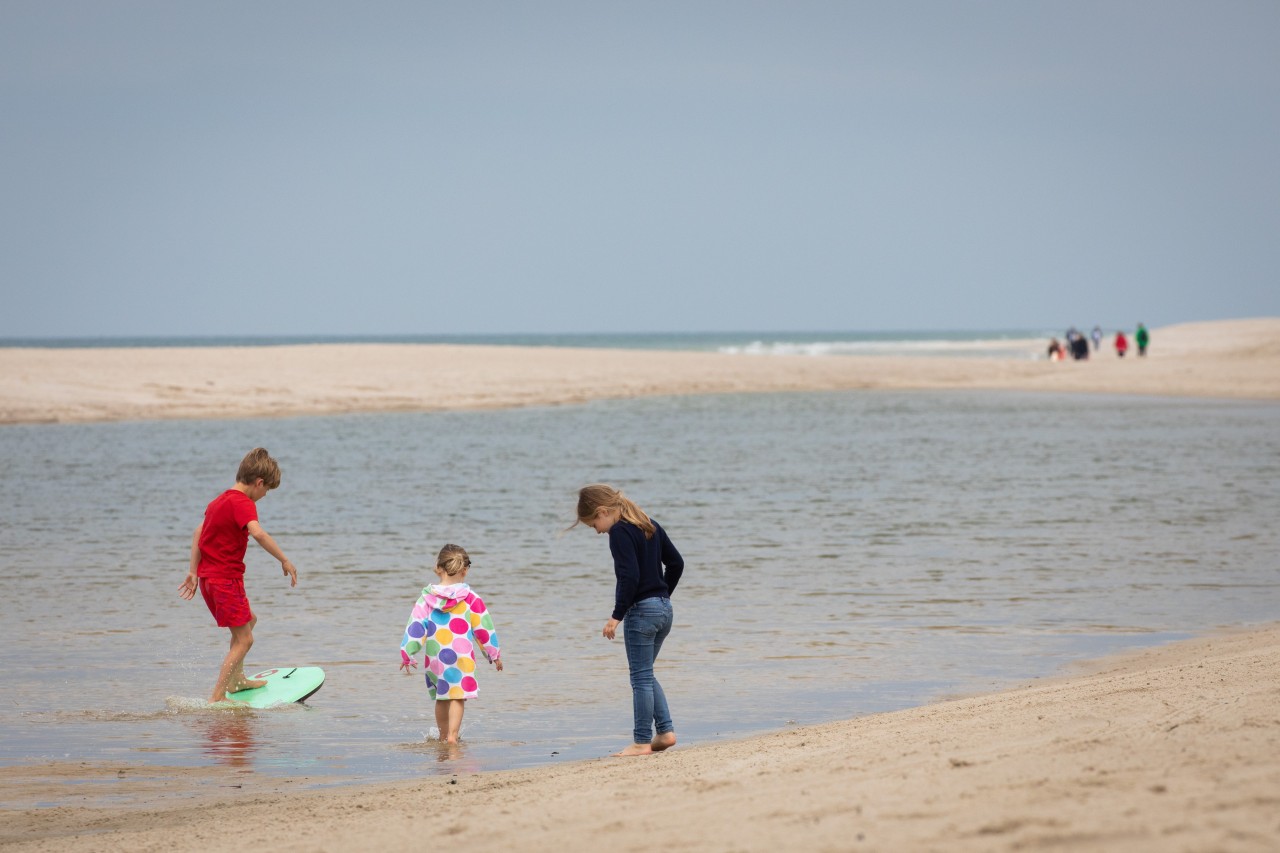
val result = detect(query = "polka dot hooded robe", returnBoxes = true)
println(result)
[400,582,501,700]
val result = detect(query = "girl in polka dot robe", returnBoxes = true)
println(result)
[399,544,503,743]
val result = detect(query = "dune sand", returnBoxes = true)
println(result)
[2,624,1277,851]
[2,318,1278,425]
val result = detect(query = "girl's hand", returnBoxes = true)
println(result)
[399,659,418,674]
[602,618,620,640]
[494,659,504,672]
[177,573,197,600]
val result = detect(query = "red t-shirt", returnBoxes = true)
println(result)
[197,489,258,579]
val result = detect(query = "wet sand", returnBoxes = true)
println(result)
[2,624,1277,852]
[2,318,1278,425]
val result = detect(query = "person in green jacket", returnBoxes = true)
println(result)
[1135,323,1150,357]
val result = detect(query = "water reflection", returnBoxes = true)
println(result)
[394,735,482,772]
[195,712,259,768]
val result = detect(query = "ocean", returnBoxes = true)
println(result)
[2,385,1277,801]
[0,329,1056,359]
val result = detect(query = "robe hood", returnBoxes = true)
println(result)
[423,582,471,609]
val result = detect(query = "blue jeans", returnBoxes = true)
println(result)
[622,596,674,744]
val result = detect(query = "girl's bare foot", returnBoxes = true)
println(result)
[650,732,677,751]
[613,744,654,757]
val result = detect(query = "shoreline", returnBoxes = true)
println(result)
[2,318,1278,425]
[3,622,1277,851]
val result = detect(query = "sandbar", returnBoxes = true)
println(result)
[2,318,1278,425]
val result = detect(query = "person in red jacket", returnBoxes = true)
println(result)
[178,448,299,703]
[1115,331,1129,358]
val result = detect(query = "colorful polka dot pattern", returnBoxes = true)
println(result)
[400,584,500,701]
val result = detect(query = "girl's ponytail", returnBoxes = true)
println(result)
[616,494,656,539]
[575,484,656,539]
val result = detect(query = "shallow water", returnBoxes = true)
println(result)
[1,390,1277,796]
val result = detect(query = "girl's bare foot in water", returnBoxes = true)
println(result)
[613,744,654,757]
[650,732,677,751]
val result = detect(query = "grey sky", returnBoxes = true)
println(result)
[2,2,1277,337]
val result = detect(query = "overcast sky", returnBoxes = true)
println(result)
[2,2,1277,338]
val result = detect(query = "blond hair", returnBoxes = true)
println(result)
[436,544,471,577]
[236,447,281,489]
[575,484,656,539]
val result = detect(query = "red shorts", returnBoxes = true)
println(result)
[199,577,254,628]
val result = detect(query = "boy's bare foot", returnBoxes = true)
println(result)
[613,744,654,757]
[229,678,267,694]
[650,732,677,751]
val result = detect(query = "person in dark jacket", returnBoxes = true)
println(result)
[575,484,684,756]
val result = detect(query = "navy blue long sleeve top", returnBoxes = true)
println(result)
[609,519,684,621]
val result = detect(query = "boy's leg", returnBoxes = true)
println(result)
[228,616,266,692]
[211,622,254,702]
[201,579,263,700]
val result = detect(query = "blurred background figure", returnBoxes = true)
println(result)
[1136,323,1150,356]
[1115,330,1129,357]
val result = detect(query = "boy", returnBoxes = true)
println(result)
[178,447,299,702]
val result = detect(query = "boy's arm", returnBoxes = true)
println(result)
[178,525,201,600]
[246,520,298,587]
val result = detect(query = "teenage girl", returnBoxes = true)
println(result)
[399,544,503,743]
[575,484,684,757]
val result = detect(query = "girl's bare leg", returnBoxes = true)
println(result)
[433,699,465,742]
[445,699,465,743]
[434,699,449,740]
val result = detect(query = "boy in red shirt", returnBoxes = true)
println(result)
[178,448,299,702]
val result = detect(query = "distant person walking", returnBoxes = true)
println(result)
[1135,323,1150,356]
[1115,331,1129,358]
[1091,326,1103,351]
[1068,330,1089,361]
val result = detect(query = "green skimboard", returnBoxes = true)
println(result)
[225,666,325,708]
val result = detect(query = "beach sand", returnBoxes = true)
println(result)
[2,624,1277,852]
[2,318,1278,425]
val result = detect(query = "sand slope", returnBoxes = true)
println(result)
[3,625,1277,852]
[2,318,1278,425]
